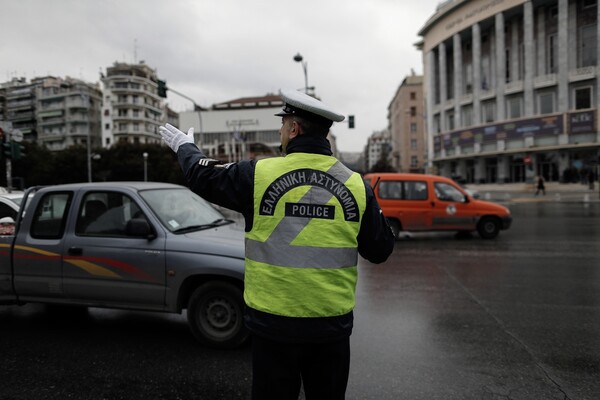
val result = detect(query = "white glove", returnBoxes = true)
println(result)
[159,123,194,153]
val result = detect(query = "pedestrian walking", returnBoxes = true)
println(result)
[535,175,546,196]
[159,89,395,400]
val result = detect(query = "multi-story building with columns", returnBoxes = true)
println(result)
[418,0,600,184]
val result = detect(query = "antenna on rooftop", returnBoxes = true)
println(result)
[134,38,138,64]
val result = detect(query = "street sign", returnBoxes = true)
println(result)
[10,129,23,143]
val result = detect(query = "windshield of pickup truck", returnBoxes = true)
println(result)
[140,188,228,233]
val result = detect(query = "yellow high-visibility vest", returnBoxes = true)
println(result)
[244,153,367,317]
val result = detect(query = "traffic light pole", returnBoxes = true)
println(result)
[5,158,12,193]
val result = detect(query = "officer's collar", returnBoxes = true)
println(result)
[285,135,333,156]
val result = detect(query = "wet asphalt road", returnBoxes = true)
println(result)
[1,201,599,400]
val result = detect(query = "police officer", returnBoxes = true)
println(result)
[160,89,394,400]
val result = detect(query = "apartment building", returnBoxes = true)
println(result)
[364,129,393,172]
[1,78,38,141]
[388,74,427,173]
[101,61,166,147]
[35,76,102,151]
[418,0,600,183]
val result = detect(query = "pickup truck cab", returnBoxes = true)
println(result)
[363,173,512,239]
[0,182,247,348]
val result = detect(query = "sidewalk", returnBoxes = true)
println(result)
[464,182,600,203]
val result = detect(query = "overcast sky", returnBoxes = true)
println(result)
[2,0,441,153]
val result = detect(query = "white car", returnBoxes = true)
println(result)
[0,191,24,235]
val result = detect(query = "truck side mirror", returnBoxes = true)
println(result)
[126,218,156,240]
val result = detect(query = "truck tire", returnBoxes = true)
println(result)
[187,281,248,349]
[477,216,500,239]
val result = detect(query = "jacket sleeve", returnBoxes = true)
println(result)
[357,182,395,264]
[176,143,255,220]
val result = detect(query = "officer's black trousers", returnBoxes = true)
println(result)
[251,335,350,400]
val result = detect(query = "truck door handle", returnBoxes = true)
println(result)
[68,247,83,256]
[431,201,435,207]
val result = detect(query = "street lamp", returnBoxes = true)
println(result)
[143,152,148,182]
[293,52,309,94]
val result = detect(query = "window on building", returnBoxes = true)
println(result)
[410,106,417,116]
[462,105,473,127]
[547,34,558,74]
[433,115,441,133]
[133,123,139,132]
[580,24,598,67]
[105,123,110,130]
[104,109,109,116]
[118,109,127,117]
[505,48,511,82]
[447,111,455,131]
[538,92,555,114]
[464,63,473,94]
[411,139,417,150]
[481,101,496,123]
[410,92,416,100]
[410,123,417,133]
[411,156,419,168]
[133,109,139,118]
[574,87,592,109]
[507,96,523,119]
[132,95,139,104]
[583,0,596,9]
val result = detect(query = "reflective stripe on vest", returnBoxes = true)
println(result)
[244,153,366,317]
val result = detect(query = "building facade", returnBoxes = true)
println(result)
[388,74,427,173]
[1,78,39,142]
[419,0,600,184]
[101,62,166,147]
[363,129,393,172]
[35,76,102,151]
[180,94,340,162]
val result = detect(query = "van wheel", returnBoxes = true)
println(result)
[387,218,401,240]
[187,281,249,349]
[477,217,500,239]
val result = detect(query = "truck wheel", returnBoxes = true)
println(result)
[477,216,500,239]
[187,281,248,349]
[387,218,401,240]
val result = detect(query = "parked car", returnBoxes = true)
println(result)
[0,191,24,235]
[363,173,512,239]
[0,182,247,348]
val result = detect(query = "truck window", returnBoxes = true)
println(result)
[31,192,73,239]
[76,192,146,237]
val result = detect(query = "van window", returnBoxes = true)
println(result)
[434,182,467,203]
[379,181,428,201]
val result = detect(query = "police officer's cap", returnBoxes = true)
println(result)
[275,89,345,129]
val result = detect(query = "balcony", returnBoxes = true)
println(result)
[505,80,524,94]
[534,74,557,88]
[569,66,597,82]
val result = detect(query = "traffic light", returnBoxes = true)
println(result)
[11,142,25,160]
[2,137,11,160]
[348,115,355,129]
[157,79,168,98]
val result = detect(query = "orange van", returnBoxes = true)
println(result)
[363,173,512,239]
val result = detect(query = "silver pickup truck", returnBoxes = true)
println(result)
[0,182,247,348]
